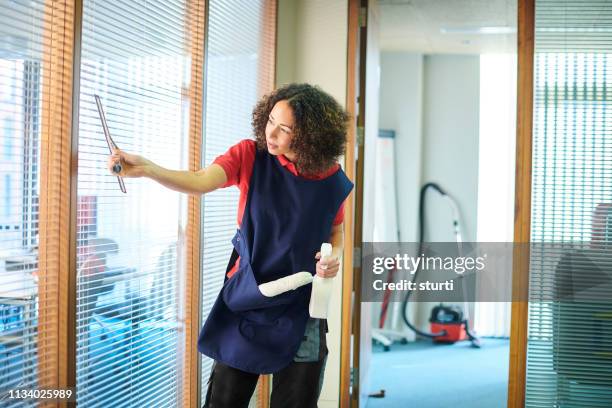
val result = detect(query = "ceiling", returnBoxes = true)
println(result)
[378,0,517,54]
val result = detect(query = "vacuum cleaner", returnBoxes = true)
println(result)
[400,182,481,348]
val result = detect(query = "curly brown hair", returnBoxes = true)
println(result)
[251,83,349,175]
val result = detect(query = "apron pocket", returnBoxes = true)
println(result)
[238,315,293,348]
[224,229,305,312]
[223,258,303,312]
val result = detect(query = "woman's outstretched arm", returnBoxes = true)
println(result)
[107,149,227,195]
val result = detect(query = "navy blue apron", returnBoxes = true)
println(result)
[197,149,353,374]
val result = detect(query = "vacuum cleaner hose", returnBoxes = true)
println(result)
[401,182,448,339]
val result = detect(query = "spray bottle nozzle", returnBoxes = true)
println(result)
[320,243,333,259]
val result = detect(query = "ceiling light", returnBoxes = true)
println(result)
[440,27,517,35]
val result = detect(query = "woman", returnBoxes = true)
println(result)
[108,83,353,407]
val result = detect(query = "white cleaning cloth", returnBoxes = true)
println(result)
[258,271,313,297]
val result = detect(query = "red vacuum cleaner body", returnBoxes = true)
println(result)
[429,304,468,343]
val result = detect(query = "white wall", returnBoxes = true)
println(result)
[377,53,480,334]
[476,54,516,244]
[421,55,480,243]
[275,0,297,87]
[375,52,424,340]
[379,53,424,244]
[278,0,348,101]
[276,1,348,406]
[473,54,517,338]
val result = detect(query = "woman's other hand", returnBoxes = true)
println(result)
[315,250,340,278]
[107,148,151,178]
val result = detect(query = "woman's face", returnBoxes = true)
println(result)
[266,100,297,161]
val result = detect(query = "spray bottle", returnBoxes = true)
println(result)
[309,243,334,319]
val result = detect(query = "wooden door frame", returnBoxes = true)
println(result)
[340,0,365,407]
[508,0,534,406]
[340,0,360,406]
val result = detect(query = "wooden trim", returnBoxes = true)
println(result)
[508,0,534,407]
[350,1,369,407]
[340,1,360,407]
[183,0,207,407]
[67,0,82,401]
[38,0,78,406]
[258,0,277,97]
[257,2,277,405]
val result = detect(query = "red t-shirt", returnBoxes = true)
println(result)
[213,139,345,278]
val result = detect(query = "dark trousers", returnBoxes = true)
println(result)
[203,357,326,408]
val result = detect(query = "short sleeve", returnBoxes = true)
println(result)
[332,199,346,226]
[212,139,256,188]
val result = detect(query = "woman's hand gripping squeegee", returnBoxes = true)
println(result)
[95,95,126,193]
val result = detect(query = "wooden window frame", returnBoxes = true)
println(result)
[182,1,207,407]
[38,2,80,407]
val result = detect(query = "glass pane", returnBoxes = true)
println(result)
[0,1,44,405]
[76,1,189,406]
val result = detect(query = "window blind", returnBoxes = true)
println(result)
[75,1,190,406]
[200,0,275,406]
[526,1,612,406]
[0,2,44,405]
